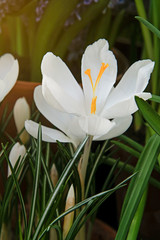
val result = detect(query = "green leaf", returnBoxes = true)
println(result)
[112,140,140,158]
[115,134,160,240]
[135,16,160,39]
[150,94,160,103]
[38,175,134,239]
[135,96,160,135]
[119,135,143,152]
[27,124,42,240]
[32,136,89,240]
[126,188,148,240]
[85,140,109,197]
[104,157,160,189]
[1,144,27,237]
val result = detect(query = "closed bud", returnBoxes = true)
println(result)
[13,97,30,144]
[63,185,75,239]
[50,163,58,187]
[8,142,26,177]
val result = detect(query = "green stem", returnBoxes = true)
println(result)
[0,223,8,240]
[85,140,108,197]
[81,136,93,183]
[76,136,93,240]
[135,0,153,59]
[152,0,160,108]
[126,187,148,240]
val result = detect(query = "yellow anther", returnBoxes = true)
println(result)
[84,69,93,89]
[85,62,109,114]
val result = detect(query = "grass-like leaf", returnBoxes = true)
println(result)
[151,94,160,103]
[135,96,160,135]
[104,157,160,189]
[112,140,140,158]
[38,174,134,240]
[27,124,42,240]
[85,140,109,197]
[115,134,160,240]
[135,16,160,39]
[118,135,143,152]
[1,143,28,237]
[32,136,89,240]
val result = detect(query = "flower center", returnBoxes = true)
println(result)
[85,63,109,114]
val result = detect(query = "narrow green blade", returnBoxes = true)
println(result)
[135,96,160,135]
[115,134,160,240]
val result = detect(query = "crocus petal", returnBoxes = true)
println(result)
[25,120,72,143]
[78,115,115,136]
[103,92,151,119]
[8,142,26,177]
[34,86,86,145]
[42,52,85,115]
[81,39,117,114]
[0,54,19,102]
[94,115,133,141]
[102,60,154,116]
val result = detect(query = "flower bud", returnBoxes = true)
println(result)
[8,142,26,177]
[50,163,58,187]
[63,185,75,239]
[13,97,30,144]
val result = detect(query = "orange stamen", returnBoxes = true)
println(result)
[91,96,97,114]
[94,63,109,93]
[85,63,109,114]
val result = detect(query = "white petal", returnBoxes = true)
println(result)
[0,54,19,101]
[94,115,133,141]
[34,86,86,143]
[8,142,26,177]
[102,60,154,114]
[103,92,151,118]
[25,120,72,143]
[81,39,117,114]
[41,52,84,114]
[42,75,85,115]
[78,115,115,136]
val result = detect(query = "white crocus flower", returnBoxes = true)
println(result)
[13,97,31,144]
[25,39,154,147]
[8,142,26,177]
[0,53,19,102]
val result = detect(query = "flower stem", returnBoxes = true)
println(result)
[76,136,93,240]
[81,136,93,184]
[0,223,8,240]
